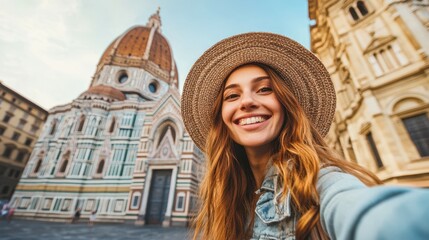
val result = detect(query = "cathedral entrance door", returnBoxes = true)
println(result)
[145,169,172,224]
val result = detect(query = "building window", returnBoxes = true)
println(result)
[346,139,357,163]
[86,118,97,136]
[34,159,42,173]
[1,186,10,194]
[106,144,129,177]
[348,1,370,22]
[12,132,20,141]
[61,199,71,211]
[16,151,26,162]
[42,198,53,210]
[29,197,40,210]
[2,114,12,123]
[77,115,86,132]
[402,114,429,157]
[18,119,27,129]
[25,138,33,146]
[14,170,21,178]
[121,113,135,126]
[59,160,69,173]
[109,117,116,133]
[50,119,58,135]
[349,7,359,21]
[131,192,141,209]
[0,126,5,135]
[148,81,159,93]
[357,1,368,16]
[2,145,14,158]
[118,71,128,84]
[53,199,62,211]
[30,125,39,133]
[366,132,384,168]
[97,159,105,174]
[8,169,14,177]
[175,192,186,211]
[95,120,102,136]
[367,44,408,77]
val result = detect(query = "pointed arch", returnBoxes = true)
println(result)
[151,115,183,143]
[156,121,177,148]
[59,151,70,173]
[34,159,42,173]
[97,159,105,174]
[59,160,69,173]
[157,125,176,147]
[50,119,58,135]
[109,117,116,133]
[77,115,86,132]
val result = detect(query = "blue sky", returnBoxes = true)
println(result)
[0,0,311,110]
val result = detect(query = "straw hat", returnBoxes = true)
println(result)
[181,32,336,151]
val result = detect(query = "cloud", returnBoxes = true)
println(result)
[0,0,93,109]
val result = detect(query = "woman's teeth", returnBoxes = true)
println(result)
[238,116,266,126]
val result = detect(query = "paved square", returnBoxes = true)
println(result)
[0,219,191,240]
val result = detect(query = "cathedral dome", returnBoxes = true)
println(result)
[95,10,178,87]
[80,85,126,102]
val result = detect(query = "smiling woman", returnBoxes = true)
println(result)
[221,65,284,155]
[181,32,429,240]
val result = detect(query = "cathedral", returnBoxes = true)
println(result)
[11,10,204,226]
[309,0,429,186]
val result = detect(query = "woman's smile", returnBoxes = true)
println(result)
[235,115,271,126]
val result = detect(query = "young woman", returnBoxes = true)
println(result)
[181,32,429,240]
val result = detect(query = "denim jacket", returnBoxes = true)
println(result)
[251,165,296,240]
[251,165,429,240]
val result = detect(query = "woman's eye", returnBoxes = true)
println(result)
[224,94,239,101]
[258,87,272,93]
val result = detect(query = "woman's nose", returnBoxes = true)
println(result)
[239,93,258,110]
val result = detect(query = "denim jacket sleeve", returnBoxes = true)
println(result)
[317,167,429,240]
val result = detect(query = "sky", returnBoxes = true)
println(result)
[0,0,311,110]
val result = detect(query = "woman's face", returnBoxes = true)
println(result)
[221,64,284,150]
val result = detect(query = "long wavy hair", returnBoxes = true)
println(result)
[192,63,381,240]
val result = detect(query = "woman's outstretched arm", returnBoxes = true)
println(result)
[317,167,429,240]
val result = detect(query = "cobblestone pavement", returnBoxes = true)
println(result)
[0,219,191,240]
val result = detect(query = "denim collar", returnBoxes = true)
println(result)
[254,164,292,223]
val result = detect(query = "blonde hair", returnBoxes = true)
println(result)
[192,63,381,240]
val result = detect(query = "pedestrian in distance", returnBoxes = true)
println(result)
[6,207,14,223]
[181,32,429,240]
[89,210,97,226]
[71,208,81,224]
[0,202,10,222]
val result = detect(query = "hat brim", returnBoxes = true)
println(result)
[181,32,336,151]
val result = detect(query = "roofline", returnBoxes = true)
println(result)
[0,81,48,115]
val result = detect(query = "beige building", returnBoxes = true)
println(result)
[309,0,429,186]
[0,81,48,200]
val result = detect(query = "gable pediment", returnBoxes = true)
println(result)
[152,93,181,117]
[363,36,395,54]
